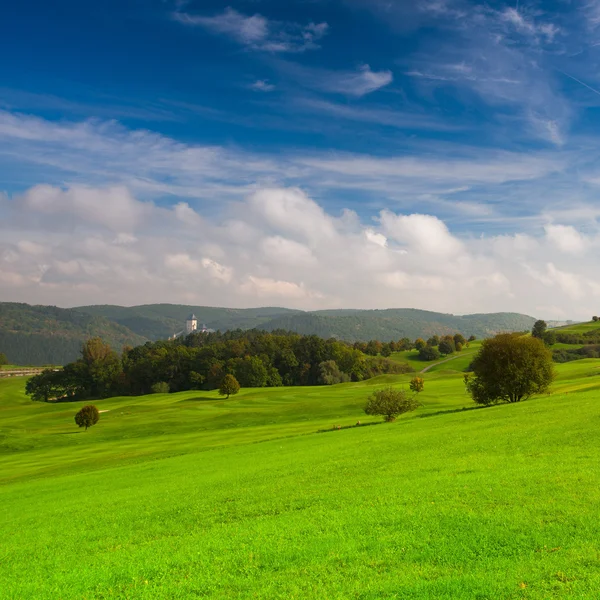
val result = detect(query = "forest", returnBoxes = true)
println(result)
[25,329,415,402]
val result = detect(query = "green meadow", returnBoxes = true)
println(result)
[2,343,600,598]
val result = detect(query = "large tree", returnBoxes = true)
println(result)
[531,320,547,339]
[466,333,554,405]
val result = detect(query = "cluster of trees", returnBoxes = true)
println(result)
[25,330,414,402]
[413,333,473,361]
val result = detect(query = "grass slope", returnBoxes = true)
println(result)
[2,360,600,598]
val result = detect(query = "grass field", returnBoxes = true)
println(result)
[2,354,600,598]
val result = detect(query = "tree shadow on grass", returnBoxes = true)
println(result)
[178,396,223,403]
[56,431,83,435]
[416,406,485,419]
[317,422,383,434]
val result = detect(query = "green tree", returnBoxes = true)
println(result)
[319,360,350,385]
[531,320,547,339]
[418,345,440,361]
[380,343,392,357]
[427,335,440,347]
[25,369,63,402]
[593,316,599,322]
[453,334,466,347]
[151,381,170,394]
[0,352,8,366]
[409,376,424,394]
[414,338,426,351]
[74,405,100,431]
[466,333,554,405]
[364,387,420,422]
[542,330,557,346]
[219,374,240,399]
[468,335,477,342]
[438,339,455,356]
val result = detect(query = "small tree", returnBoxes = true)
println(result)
[151,381,170,394]
[468,335,477,342]
[414,338,426,351]
[438,340,454,356]
[427,335,440,347]
[453,334,466,347]
[593,316,599,322]
[466,333,554,405]
[364,387,420,422]
[75,405,100,431]
[219,374,240,399]
[418,345,440,361]
[0,352,8,366]
[542,330,556,346]
[531,320,547,339]
[409,376,424,394]
[319,360,350,385]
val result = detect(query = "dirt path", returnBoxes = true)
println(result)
[420,352,474,374]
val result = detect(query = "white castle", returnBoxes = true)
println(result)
[169,314,215,340]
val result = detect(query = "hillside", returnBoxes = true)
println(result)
[2,359,600,597]
[76,304,536,342]
[261,309,536,341]
[0,303,147,366]
[77,304,301,340]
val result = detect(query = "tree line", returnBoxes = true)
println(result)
[25,329,415,402]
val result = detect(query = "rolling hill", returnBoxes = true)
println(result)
[0,303,147,366]
[1,302,539,366]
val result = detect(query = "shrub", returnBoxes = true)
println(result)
[364,388,420,422]
[409,377,424,394]
[151,381,170,394]
[219,374,240,398]
[466,333,554,405]
[0,352,8,366]
[75,405,100,431]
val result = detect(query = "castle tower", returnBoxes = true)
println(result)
[185,313,198,334]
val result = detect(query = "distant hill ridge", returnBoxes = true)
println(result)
[0,302,538,366]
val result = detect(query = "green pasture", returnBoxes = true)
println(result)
[2,358,600,598]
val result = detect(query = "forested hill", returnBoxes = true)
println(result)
[0,303,147,366]
[0,302,537,366]
[76,304,535,341]
[76,304,301,340]
[260,309,537,341]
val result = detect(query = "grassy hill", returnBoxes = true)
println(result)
[0,303,147,366]
[2,356,600,597]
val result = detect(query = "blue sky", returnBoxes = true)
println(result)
[1,0,600,318]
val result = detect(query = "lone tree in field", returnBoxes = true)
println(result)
[465,333,554,406]
[409,376,424,394]
[219,374,240,399]
[364,387,420,422]
[75,405,100,431]
[531,320,547,339]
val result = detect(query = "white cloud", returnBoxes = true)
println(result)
[302,64,393,96]
[174,8,328,53]
[250,80,275,92]
[3,183,600,319]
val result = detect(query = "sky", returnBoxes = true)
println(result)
[2,0,600,319]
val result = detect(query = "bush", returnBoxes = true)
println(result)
[74,405,100,431]
[409,377,424,394]
[0,352,8,366]
[466,333,554,405]
[219,374,240,398]
[151,381,170,394]
[364,388,420,422]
